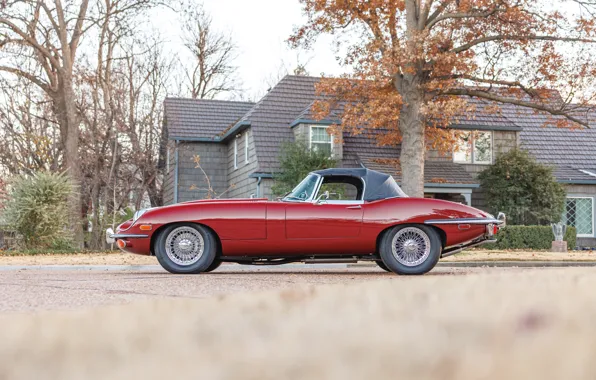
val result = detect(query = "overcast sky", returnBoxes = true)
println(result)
[153,0,345,99]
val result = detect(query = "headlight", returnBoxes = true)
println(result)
[133,208,149,222]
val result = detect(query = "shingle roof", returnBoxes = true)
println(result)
[164,98,255,139]
[358,154,477,185]
[232,75,320,173]
[515,106,596,182]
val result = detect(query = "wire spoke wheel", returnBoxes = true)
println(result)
[165,226,205,266]
[391,227,431,267]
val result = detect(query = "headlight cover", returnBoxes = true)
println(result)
[133,208,149,223]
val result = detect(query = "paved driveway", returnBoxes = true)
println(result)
[0,264,508,312]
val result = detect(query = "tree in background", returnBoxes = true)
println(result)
[477,149,566,225]
[179,3,239,99]
[3,172,74,249]
[272,141,337,196]
[290,0,596,197]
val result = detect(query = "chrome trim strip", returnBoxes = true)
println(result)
[425,218,503,225]
[110,233,149,239]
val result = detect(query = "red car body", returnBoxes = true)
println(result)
[110,195,500,260]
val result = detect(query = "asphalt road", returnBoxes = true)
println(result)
[0,264,518,313]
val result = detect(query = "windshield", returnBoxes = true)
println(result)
[283,174,320,202]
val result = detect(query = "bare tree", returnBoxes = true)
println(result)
[0,78,61,175]
[180,4,239,99]
[0,0,94,246]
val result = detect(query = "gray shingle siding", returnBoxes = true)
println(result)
[227,129,259,198]
[175,142,228,203]
[163,141,176,205]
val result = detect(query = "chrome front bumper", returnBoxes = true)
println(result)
[105,228,148,244]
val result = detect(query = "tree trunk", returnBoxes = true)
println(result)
[54,77,84,249]
[396,74,425,198]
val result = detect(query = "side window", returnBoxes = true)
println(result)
[317,176,363,201]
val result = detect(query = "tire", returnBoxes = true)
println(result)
[376,261,391,272]
[155,223,218,274]
[203,260,222,273]
[379,225,441,275]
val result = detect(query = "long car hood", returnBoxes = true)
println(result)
[178,198,268,205]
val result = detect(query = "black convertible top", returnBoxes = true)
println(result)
[312,168,408,201]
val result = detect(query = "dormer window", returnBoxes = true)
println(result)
[310,126,333,157]
[453,131,492,164]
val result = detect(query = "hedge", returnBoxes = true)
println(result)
[483,225,576,250]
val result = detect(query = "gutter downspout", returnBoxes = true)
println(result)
[256,176,263,198]
[174,140,179,204]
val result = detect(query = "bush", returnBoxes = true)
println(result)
[3,172,75,249]
[272,141,337,196]
[477,149,566,225]
[483,225,576,250]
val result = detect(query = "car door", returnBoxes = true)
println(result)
[285,201,364,239]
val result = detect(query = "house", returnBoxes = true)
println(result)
[163,75,596,247]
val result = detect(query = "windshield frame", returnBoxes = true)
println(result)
[282,173,323,202]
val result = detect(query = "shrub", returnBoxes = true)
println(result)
[477,149,566,225]
[483,225,576,250]
[272,141,337,196]
[3,172,75,249]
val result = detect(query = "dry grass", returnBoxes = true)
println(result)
[0,248,595,266]
[444,248,596,262]
[2,268,596,379]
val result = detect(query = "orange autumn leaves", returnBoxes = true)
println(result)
[290,0,596,155]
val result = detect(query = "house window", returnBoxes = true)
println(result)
[310,126,333,156]
[562,197,594,237]
[233,138,238,169]
[453,131,492,164]
[245,132,249,164]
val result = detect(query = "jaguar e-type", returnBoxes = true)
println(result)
[107,168,505,275]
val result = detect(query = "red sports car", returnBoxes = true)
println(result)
[107,168,505,275]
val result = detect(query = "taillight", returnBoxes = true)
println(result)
[493,225,499,235]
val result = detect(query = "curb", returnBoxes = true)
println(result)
[349,261,596,268]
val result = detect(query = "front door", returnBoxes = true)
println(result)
[285,201,363,239]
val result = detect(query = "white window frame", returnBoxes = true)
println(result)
[453,131,493,165]
[233,138,238,170]
[565,196,595,238]
[309,125,334,157]
[245,132,249,164]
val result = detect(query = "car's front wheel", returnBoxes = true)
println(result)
[155,223,217,274]
[379,225,441,275]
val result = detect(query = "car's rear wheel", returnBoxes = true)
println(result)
[379,225,441,275]
[155,223,217,274]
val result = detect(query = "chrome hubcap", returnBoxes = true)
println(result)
[391,227,431,267]
[165,227,204,266]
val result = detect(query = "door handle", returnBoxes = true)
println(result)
[346,205,362,209]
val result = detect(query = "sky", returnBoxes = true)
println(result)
[153,0,346,99]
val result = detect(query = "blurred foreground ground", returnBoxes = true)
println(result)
[2,266,596,379]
